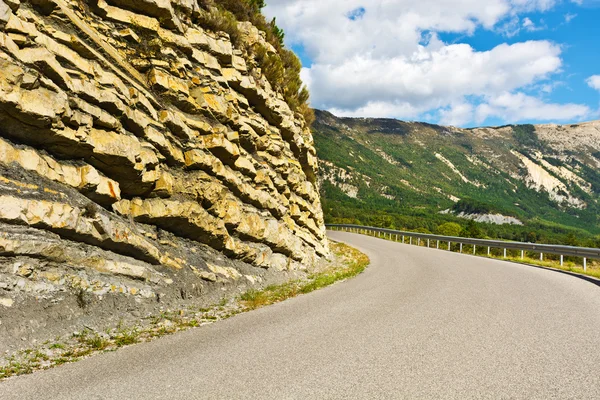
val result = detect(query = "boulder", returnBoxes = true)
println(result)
[0,0,13,28]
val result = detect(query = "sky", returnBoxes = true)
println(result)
[264,0,600,127]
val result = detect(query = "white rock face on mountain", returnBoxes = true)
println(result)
[456,212,523,226]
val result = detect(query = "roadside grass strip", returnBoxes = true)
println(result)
[240,242,369,310]
[0,242,369,380]
[354,228,600,280]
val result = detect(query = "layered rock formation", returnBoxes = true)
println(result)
[0,0,327,342]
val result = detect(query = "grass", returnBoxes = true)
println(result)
[347,227,600,280]
[490,254,600,279]
[0,242,368,381]
[239,242,369,310]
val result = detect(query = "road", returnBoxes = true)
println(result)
[2,231,600,399]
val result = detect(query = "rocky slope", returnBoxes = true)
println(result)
[314,110,600,240]
[0,0,327,348]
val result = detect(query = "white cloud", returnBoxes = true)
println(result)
[564,13,577,23]
[305,41,562,115]
[587,75,600,91]
[329,102,421,119]
[439,91,590,126]
[475,92,590,122]
[439,102,476,126]
[265,0,588,125]
[538,80,565,93]
[497,16,522,37]
[522,17,545,31]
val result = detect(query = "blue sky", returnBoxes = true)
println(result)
[265,0,600,127]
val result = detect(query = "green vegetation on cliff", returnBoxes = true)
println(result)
[198,0,314,124]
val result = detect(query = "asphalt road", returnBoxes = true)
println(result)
[3,231,600,399]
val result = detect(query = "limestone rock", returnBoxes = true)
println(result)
[0,195,163,264]
[105,0,182,31]
[113,198,236,254]
[0,297,13,307]
[0,0,12,28]
[0,0,328,304]
[0,136,121,205]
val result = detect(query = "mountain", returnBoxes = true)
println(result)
[313,110,600,245]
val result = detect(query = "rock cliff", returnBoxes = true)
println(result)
[0,0,327,345]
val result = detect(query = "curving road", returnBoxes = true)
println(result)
[3,231,600,399]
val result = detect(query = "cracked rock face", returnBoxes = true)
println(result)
[0,0,328,347]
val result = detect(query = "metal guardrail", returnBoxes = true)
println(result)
[327,224,600,271]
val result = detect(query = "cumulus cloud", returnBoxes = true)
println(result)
[587,75,600,91]
[306,41,562,112]
[474,92,590,122]
[564,13,577,23]
[264,0,588,125]
[438,92,589,126]
[522,17,545,31]
[439,102,476,126]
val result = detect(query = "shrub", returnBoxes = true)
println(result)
[298,100,315,126]
[254,44,284,88]
[195,5,241,46]
[198,1,314,126]
[436,222,463,237]
[452,198,493,215]
[269,17,285,47]
[512,124,544,149]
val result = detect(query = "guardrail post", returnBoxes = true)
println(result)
[448,241,451,250]
[473,245,476,255]
[459,243,463,253]
[402,235,404,243]
[584,257,587,272]
[417,238,420,246]
[560,255,563,266]
[503,248,507,258]
[437,240,439,249]
[540,253,543,261]
[427,239,430,248]
[521,250,524,260]
[410,237,412,245]
[487,247,490,256]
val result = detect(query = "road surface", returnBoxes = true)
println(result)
[2,231,600,399]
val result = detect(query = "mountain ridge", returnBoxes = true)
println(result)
[313,109,600,246]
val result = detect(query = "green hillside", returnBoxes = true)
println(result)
[313,110,600,247]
